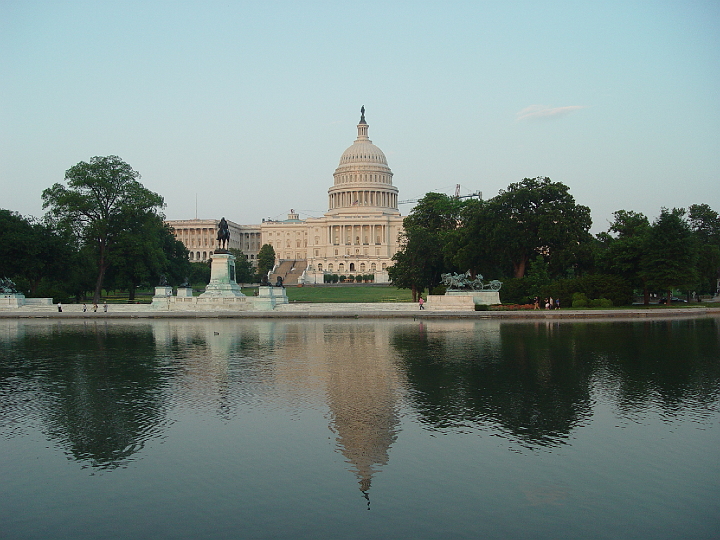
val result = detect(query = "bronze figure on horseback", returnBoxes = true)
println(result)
[217,217,230,251]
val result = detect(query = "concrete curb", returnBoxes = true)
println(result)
[1,307,719,320]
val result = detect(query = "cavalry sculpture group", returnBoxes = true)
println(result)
[441,271,502,292]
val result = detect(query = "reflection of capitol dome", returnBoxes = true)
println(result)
[327,107,399,216]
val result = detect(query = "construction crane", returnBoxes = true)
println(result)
[398,184,482,205]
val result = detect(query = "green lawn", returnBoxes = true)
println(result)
[242,284,414,303]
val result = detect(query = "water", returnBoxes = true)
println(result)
[1,317,719,540]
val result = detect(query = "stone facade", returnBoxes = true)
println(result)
[166,218,261,264]
[166,109,404,283]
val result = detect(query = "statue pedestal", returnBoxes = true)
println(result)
[176,287,193,298]
[154,286,173,297]
[254,286,289,310]
[199,253,245,298]
[427,290,501,310]
[0,293,26,308]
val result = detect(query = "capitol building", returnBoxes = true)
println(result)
[167,108,404,284]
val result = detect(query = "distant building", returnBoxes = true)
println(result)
[166,108,404,283]
[165,218,261,263]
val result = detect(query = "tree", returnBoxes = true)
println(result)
[465,177,592,278]
[256,244,276,280]
[688,204,720,295]
[42,156,164,303]
[388,193,465,300]
[107,215,190,301]
[0,210,77,297]
[229,248,256,284]
[640,208,697,304]
[596,210,652,304]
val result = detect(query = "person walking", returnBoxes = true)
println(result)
[57,302,62,312]
[93,303,98,312]
[103,302,108,312]
[419,296,425,310]
[82,303,87,312]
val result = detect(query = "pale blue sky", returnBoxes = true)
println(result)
[2,0,718,232]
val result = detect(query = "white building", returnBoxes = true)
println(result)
[167,108,404,283]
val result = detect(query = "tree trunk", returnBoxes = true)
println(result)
[513,256,528,278]
[643,284,650,305]
[93,264,107,304]
[128,285,136,302]
[666,290,672,306]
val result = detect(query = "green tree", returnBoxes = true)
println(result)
[688,204,720,295]
[388,193,465,300]
[0,210,78,297]
[465,177,592,278]
[42,156,165,303]
[640,208,697,304]
[107,216,190,301]
[229,248,256,284]
[596,210,651,304]
[525,255,551,299]
[256,244,276,281]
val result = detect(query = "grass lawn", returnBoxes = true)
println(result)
[242,284,414,303]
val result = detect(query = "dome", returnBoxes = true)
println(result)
[338,140,388,166]
[326,107,399,216]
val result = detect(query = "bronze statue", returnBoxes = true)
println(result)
[217,217,230,251]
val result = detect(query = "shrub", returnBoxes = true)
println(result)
[572,292,588,308]
[500,277,532,305]
[431,285,447,295]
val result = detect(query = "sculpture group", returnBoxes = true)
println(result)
[441,271,502,291]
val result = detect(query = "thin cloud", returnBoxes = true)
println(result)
[516,105,588,121]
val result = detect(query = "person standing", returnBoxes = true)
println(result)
[82,303,87,312]
[103,302,108,312]
[57,302,62,312]
[419,296,425,310]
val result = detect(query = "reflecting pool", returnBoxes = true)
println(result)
[1,317,719,539]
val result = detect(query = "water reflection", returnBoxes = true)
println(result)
[0,320,173,469]
[1,316,719,480]
[392,318,720,447]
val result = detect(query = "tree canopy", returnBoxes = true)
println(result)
[42,156,165,303]
[256,244,276,280]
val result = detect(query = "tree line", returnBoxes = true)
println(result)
[389,177,719,306]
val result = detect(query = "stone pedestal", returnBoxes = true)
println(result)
[427,290,501,311]
[154,286,173,297]
[0,293,26,308]
[176,287,193,298]
[199,253,245,298]
[254,286,289,310]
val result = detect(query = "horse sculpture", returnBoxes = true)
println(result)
[217,217,230,251]
[441,271,502,291]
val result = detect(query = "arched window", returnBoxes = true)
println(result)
[189,252,194,261]
[371,263,376,271]
[339,263,345,272]
[349,263,355,271]
[328,263,333,271]
[203,251,207,260]
[360,263,366,272]
[318,263,323,271]
[381,263,386,270]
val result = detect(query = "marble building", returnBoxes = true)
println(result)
[167,108,404,283]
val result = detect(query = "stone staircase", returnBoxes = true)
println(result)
[270,260,307,286]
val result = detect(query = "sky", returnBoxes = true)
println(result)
[2,0,718,233]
